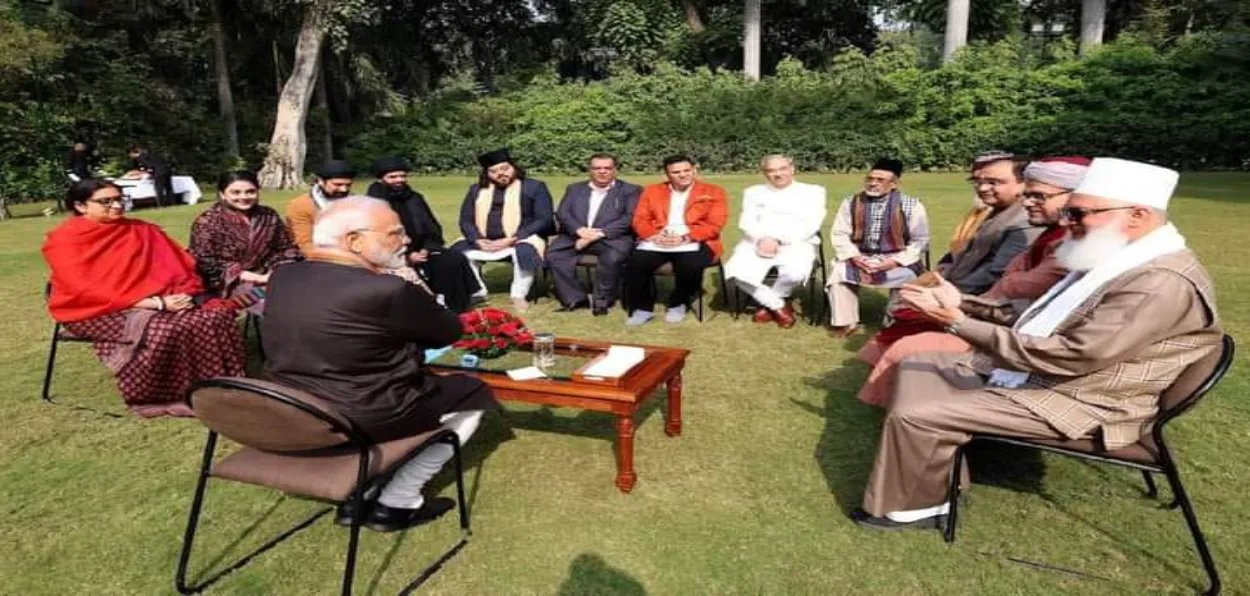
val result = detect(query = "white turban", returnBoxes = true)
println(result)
[1023,156,1091,190]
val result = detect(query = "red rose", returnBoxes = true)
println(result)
[486,310,508,323]
[488,326,501,335]
[461,311,482,325]
[494,338,508,349]
[453,339,472,348]
[476,324,489,333]
[515,333,534,344]
[499,322,520,335]
[471,339,490,350]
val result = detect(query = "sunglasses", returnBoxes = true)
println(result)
[1059,206,1135,223]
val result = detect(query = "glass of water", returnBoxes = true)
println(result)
[533,333,556,369]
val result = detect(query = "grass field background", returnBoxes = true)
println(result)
[1,172,1247,595]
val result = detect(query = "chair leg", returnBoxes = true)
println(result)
[176,432,219,594]
[341,511,362,596]
[41,324,61,403]
[1160,457,1221,595]
[1142,470,1159,499]
[944,444,965,543]
[449,434,471,535]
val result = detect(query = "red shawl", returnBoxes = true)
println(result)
[43,216,204,322]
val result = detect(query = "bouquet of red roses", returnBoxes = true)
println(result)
[453,307,535,359]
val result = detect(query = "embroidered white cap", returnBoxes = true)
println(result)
[1073,157,1179,211]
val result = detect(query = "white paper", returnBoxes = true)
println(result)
[635,241,699,253]
[507,366,548,381]
[581,345,646,378]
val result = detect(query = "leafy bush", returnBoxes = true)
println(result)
[347,34,1250,174]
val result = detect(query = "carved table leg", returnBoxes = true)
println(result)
[615,416,637,493]
[666,373,683,437]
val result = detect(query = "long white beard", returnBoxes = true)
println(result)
[1055,225,1131,272]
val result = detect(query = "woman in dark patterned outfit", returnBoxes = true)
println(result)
[189,171,301,314]
[42,179,247,417]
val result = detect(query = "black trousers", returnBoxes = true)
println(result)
[152,173,175,207]
[546,238,630,308]
[421,250,482,313]
[624,245,714,312]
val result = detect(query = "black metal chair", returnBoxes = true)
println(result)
[177,377,470,596]
[40,282,131,404]
[729,232,828,326]
[944,334,1234,596]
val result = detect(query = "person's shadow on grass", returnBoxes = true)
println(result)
[557,553,647,596]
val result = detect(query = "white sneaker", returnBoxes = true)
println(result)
[665,305,687,324]
[512,297,530,312]
[626,310,654,327]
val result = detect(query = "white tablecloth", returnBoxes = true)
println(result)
[114,176,203,210]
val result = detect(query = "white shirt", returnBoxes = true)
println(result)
[665,185,691,236]
[587,181,613,228]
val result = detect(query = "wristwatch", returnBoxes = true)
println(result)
[944,314,965,335]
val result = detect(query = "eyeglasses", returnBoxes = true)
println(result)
[86,197,125,206]
[1022,190,1070,202]
[1059,206,1135,223]
[353,228,408,241]
[967,177,1011,188]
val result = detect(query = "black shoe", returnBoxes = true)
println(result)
[849,508,947,532]
[365,498,456,533]
[592,306,610,316]
[557,299,590,312]
[335,499,372,527]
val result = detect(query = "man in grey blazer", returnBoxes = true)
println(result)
[548,153,643,314]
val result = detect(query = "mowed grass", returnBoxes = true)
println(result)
[1,172,1248,595]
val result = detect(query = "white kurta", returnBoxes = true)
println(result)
[724,181,827,285]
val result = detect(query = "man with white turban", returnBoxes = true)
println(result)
[851,158,1222,531]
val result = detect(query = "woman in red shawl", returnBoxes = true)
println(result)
[42,179,247,417]
[189,170,301,313]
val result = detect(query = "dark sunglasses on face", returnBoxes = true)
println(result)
[1059,206,1134,223]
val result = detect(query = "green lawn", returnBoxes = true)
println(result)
[1,173,1247,595]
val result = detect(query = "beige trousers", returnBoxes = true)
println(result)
[826,261,916,327]
[861,352,1075,517]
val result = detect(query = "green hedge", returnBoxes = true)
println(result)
[347,34,1250,174]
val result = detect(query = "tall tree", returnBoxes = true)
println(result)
[1080,0,1106,55]
[942,0,970,62]
[208,0,239,159]
[258,0,330,189]
[743,0,760,79]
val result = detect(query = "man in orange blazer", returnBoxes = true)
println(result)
[623,154,729,325]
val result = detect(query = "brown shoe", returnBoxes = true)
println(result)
[828,325,860,339]
[752,308,775,324]
[774,306,797,329]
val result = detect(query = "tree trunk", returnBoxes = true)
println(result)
[1079,0,1106,56]
[258,1,328,189]
[743,0,761,80]
[208,0,239,160]
[682,0,706,33]
[315,53,333,163]
[942,0,970,63]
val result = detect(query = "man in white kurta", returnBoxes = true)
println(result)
[725,155,826,328]
[827,158,930,337]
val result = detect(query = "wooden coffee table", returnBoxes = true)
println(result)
[427,338,689,493]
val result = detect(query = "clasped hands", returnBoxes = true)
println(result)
[575,227,606,251]
[476,237,518,252]
[648,230,688,248]
[850,255,901,274]
[140,293,194,312]
[755,237,781,258]
[897,272,965,326]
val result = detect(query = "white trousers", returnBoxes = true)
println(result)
[377,410,484,510]
[732,263,809,310]
[463,248,535,299]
